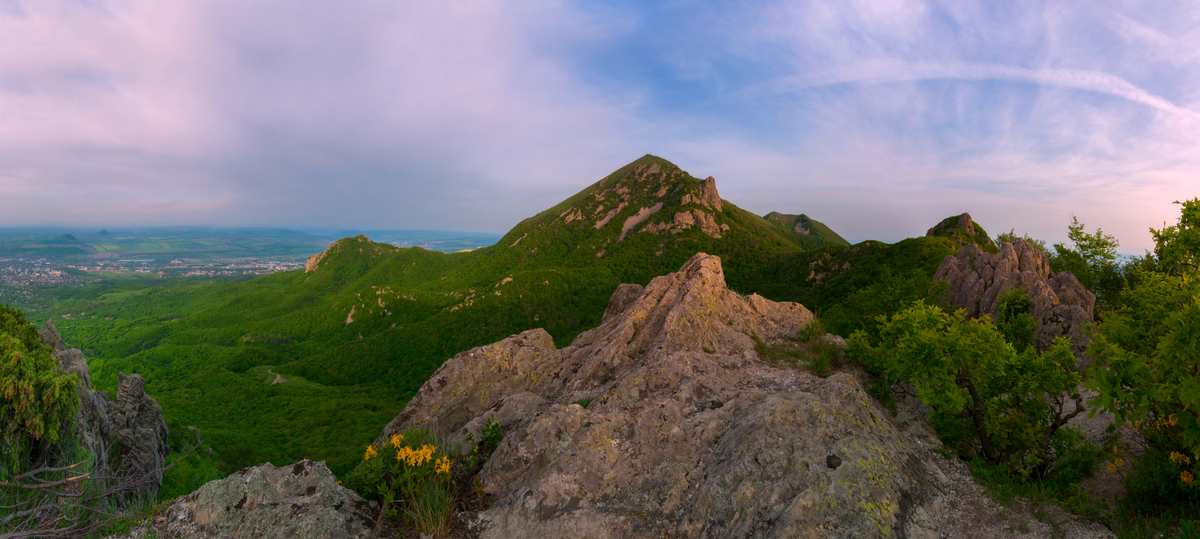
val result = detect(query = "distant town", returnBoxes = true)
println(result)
[0,255,304,310]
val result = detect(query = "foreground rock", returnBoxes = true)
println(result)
[142,459,377,539]
[41,321,170,503]
[932,238,1095,358]
[378,253,949,539]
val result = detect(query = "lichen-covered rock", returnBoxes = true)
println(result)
[147,459,376,539]
[379,253,948,539]
[41,321,169,503]
[932,238,1095,358]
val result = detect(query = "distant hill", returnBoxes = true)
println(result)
[763,212,850,248]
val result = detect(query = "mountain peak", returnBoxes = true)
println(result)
[926,212,995,251]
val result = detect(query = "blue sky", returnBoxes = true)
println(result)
[1,1,1197,250]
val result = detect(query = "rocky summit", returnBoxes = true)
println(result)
[933,237,1095,359]
[377,253,949,538]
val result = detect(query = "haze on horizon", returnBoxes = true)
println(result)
[1,1,1197,252]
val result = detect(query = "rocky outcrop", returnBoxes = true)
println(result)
[41,321,170,503]
[378,253,949,539]
[143,459,376,539]
[932,238,1095,358]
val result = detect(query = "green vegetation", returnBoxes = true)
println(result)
[762,212,851,249]
[344,430,457,536]
[0,303,78,476]
[847,297,1087,478]
[1087,199,1200,514]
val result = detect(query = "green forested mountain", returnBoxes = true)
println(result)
[36,155,983,494]
[762,212,850,248]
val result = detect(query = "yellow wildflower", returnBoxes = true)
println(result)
[364,445,378,461]
[397,446,416,466]
[436,455,452,475]
[1170,451,1192,465]
[1182,471,1194,486]
[390,433,405,447]
[1107,457,1125,474]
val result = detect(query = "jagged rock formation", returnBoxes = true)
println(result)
[932,238,1095,357]
[40,321,170,503]
[378,253,948,539]
[143,459,376,539]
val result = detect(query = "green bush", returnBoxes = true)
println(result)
[847,301,1085,477]
[0,304,78,477]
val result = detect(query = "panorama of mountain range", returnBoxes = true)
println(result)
[2,155,1199,538]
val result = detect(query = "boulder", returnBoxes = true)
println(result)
[379,253,948,539]
[40,321,170,503]
[145,459,377,539]
[932,238,1095,358]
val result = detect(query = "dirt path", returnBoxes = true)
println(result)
[266,368,287,385]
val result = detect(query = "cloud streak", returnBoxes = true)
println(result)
[0,0,1197,251]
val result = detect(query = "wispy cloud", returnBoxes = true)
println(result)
[0,0,1197,251]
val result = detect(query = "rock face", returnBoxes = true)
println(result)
[40,321,170,503]
[932,238,1095,358]
[378,253,948,539]
[145,459,376,539]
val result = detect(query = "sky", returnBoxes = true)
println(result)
[1,1,1198,251]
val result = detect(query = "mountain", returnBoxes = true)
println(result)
[763,211,850,248]
[47,155,931,484]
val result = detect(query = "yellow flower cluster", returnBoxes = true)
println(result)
[390,433,405,447]
[1155,414,1180,429]
[1182,471,1195,486]
[1107,457,1125,474]
[397,444,436,467]
[1169,451,1192,465]
[435,455,452,475]
[364,444,379,461]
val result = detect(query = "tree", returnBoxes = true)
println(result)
[847,300,1085,476]
[1050,216,1123,309]
[994,229,1049,257]
[1088,199,1200,504]
[1150,198,1200,276]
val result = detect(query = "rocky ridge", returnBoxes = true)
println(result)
[40,320,170,503]
[932,237,1095,357]
[377,253,950,538]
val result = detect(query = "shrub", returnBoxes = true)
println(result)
[1,304,78,477]
[344,429,456,536]
[846,301,1086,477]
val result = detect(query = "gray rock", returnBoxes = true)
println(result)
[379,253,948,538]
[932,238,1095,359]
[147,459,377,539]
[40,321,170,503]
